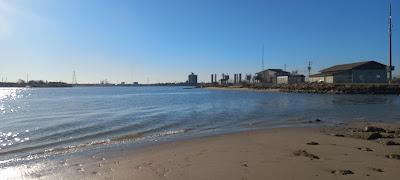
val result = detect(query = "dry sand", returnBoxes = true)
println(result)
[5,123,400,180]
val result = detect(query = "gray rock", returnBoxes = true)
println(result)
[385,154,400,160]
[367,133,382,140]
[364,126,386,133]
[386,140,400,146]
[331,170,354,175]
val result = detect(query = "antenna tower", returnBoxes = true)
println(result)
[388,0,393,83]
[72,71,77,85]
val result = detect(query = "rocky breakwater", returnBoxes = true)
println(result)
[278,83,400,95]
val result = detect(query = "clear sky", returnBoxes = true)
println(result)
[0,0,399,84]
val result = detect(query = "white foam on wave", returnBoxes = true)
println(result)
[138,129,187,141]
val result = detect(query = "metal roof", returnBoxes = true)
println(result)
[320,61,386,73]
[257,69,289,74]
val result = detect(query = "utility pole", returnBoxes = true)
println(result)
[388,0,393,83]
[307,61,312,77]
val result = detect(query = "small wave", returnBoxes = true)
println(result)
[110,133,143,142]
[110,129,189,142]
[44,129,189,155]
[0,128,189,166]
[146,129,187,139]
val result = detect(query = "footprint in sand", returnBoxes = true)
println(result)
[371,168,384,172]
[306,141,319,145]
[357,147,373,152]
[240,161,249,167]
[293,150,320,160]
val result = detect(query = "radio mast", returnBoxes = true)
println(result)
[72,71,77,85]
[388,0,393,83]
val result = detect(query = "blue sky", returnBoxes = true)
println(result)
[0,0,398,83]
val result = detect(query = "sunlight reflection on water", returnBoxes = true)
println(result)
[0,88,27,114]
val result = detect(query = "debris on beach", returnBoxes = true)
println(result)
[293,150,320,160]
[306,141,319,145]
[331,169,354,175]
[323,123,400,141]
[385,154,400,160]
[356,147,373,152]
[333,134,345,137]
[371,168,384,172]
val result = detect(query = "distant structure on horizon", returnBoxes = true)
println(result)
[72,71,77,85]
[188,72,198,86]
[309,61,387,84]
[211,74,217,84]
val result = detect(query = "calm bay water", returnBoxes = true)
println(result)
[0,86,399,166]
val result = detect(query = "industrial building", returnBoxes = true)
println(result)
[256,69,306,84]
[309,61,387,84]
[188,72,198,86]
[256,69,292,84]
[277,75,305,84]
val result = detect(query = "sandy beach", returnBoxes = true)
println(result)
[8,122,399,180]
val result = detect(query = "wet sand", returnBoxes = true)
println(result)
[3,122,400,180]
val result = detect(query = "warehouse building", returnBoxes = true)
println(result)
[309,61,387,84]
[256,69,290,84]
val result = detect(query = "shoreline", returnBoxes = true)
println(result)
[5,122,400,180]
[202,83,400,95]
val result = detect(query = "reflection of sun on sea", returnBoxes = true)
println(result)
[0,163,47,179]
[0,88,21,100]
[0,88,26,114]
[0,167,24,179]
